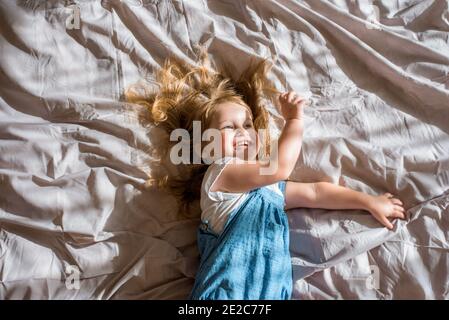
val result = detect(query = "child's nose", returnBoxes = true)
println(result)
[235,127,250,137]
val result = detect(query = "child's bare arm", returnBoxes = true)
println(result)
[284,181,406,229]
[211,92,305,194]
[276,91,306,178]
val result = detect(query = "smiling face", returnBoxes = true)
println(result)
[207,102,260,161]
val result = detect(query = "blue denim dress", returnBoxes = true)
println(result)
[189,180,292,300]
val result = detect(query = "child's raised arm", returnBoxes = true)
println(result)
[210,91,306,194]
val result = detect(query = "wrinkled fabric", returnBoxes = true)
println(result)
[0,0,448,299]
[190,181,292,300]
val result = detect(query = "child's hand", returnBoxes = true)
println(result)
[278,91,307,121]
[367,193,406,230]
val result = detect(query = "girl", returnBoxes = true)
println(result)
[126,47,405,300]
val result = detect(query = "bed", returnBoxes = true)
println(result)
[1,0,448,299]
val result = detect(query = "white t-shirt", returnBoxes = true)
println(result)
[200,156,284,235]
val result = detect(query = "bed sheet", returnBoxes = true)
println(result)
[0,0,448,299]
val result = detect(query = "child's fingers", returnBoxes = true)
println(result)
[287,91,297,101]
[392,198,403,206]
[392,210,406,219]
[279,92,288,100]
[379,215,394,230]
[293,96,304,105]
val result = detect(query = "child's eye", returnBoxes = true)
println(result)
[245,123,253,128]
[221,125,233,130]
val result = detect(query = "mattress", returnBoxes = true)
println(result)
[0,0,448,299]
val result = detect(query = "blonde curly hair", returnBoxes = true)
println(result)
[125,46,281,218]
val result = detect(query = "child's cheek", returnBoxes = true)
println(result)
[248,128,260,150]
[221,131,234,156]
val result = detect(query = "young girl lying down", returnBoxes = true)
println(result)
[126,48,405,300]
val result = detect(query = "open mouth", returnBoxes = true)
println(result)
[234,141,249,149]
